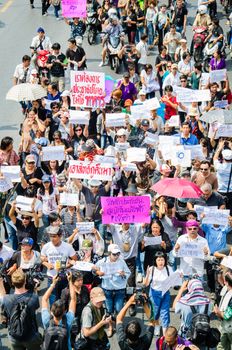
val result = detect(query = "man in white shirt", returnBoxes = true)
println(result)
[163,25,181,61]
[95,244,131,315]
[30,27,52,59]
[136,34,148,72]
[163,63,181,90]
[173,220,210,278]
[41,226,77,305]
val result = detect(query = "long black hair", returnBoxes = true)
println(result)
[149,219,165,236]
[39,179,54,195]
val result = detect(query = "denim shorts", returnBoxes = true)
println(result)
[151,288,170,328]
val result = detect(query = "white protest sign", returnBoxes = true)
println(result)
[121,162,138,172]
[161,270,183,296]
[143,97,160,110]
[216,125,232,138]
[178,242,205,259]
[175,87,211,103]
[144,236,162,247]
[210,69,227,83]
[127,148,146,163]
[221,256,232,269]
[76,222,94,234]
[0,166,21,183]
[202,208,230,226]
[69,110,89,125]
[214,100,228,109]
[159,135,180,146]
[94,155,117,165]
[159,145,173,161]
[100,262,122,277]
[201,73,210,86]
[16,196,33,212]
[194,205,217,219]
[60,193,79,206]
[105,113,126,127]
[172,149,191,167]
[166,115,180,127]
[0,177,13,192]
[130,104,150,120]
[69,160,113,181]
[115,143,130,152]
[184,145,204,160]
[144,132,159,145]
[72,261,94,272]
[42,146,65,161]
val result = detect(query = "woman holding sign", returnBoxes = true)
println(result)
[142,219,172,272]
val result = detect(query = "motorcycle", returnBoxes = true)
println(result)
[32,49,50,78]
[106,35,123,73]
[86,12,100,45]
[203,38,226,72]
[192,26,208,62]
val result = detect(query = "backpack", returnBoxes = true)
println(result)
[9,294,34,340]
[190,304,210,346]
[42,316,68,350]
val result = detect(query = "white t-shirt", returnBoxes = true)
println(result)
[38,188,59,215]
[13,64,33,84]
[41,241,76,277]
[136,41,148,65]
[147,265,173,291]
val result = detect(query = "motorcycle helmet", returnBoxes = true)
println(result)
[198,5,207,15]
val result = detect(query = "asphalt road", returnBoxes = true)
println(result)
[0,0,231,349]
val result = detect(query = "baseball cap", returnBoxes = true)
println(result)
[47,226,61,236]
[116,128,127,136]
[108,243,121,254]
[37,27,45,33]
[90,287,106,302]
[61,90,70,97]
[186,220,199,228]
[21,237,34,246]
[141,119,150,127]
[34,137,48,147]
[42,174,51,183]
[188,108,199,117]
[124,99,133,107]
[222,149,232,160]
[139,90,146,96]
[88,179,102,187]
[82,239,93,249]
[25,154,36,163]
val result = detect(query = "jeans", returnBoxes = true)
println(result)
[54,4,60,18]
[42,0,50,14]
[135,26,144,44]
[146,91,155,99]
[151,289,170,328]
[147,22,154,46]
[103,288,126,314]
[9,332,42,350]
[4,218,18,250]
[100,133,113,149]
[176,25,183,34]
[136,251,144,275]
[48,276,68,305]
[125,257,136,287]
[42,214,50,228]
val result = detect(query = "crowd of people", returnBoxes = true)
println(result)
[0,0,232,350]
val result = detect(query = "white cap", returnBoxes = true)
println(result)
[61,90,70,97]
[116,128,127,136]
[222,149,232,160]
[139,90,146,96]
[108,243,121,254]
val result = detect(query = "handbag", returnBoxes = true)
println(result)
[74,334,89,350]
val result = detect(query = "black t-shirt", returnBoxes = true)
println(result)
[116,323,154,350]
[189,192,226,208]
[173,5,188,27]
[212,25,224,41]
[15,218,38,244]
[155,54,172,73]
[17,167,43,195]
[47,53,66,77]
[66,47,86,70]
[61,285,90,317]
[2,292,39,339]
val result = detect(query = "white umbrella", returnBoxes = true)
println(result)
[6,83,47,102]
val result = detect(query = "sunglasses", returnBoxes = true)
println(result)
[26,161,35,165]
[22,216,30,220]
[118,135,126,138]
[53,137,60,140]
[52,106,59,110]
[112,252,120,256]
[200,168,209,171]
[75,129,82,131]
[181,80,186,82]
[187,227,198,230]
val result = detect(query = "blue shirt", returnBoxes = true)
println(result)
[201,224,231,254]
[42,309,74,350]
[180,133,198,145]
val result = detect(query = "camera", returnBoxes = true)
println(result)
[104,311,116,322]
[25,264,44,290]
[126,287,148,305]
[57,258,67,279]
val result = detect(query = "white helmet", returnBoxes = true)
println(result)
[198,5,207,15]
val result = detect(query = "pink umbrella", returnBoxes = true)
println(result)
[151,178,203,198]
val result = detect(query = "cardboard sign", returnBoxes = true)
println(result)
[101,196,151,224]
[166,115,180,127]
[161,270,182,296]
[69,110,89,125]
[0,166,21,183]
[76,222,94,234]
[216,125,232,138]
[60,193,79,206]
[143,97,161,110]
[62,0,86,18]
[175,87,211,103]
[16,196,33,212]
[105,113,126,127]
[184,145,204,160]
[202,208,230,226]
[0,177,13,192]
[210,69,227,83]
[69,160,113,181]
[126,148,146,163]
[178,242,205,259]
[42,146,65,161]
[144,236,162,247]
[72,261,94,271]
[70,71,105,108]
[214,100,228,109]
[115,143,130,152]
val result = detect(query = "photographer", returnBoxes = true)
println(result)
[116,294,154,350]
[81,287,112,350]
[0,240,14,293]
[41,273,76,350]
[0,269,42,350]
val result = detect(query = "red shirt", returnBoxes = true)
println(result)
[163,95,178,120]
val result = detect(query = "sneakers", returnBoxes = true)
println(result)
[56,17,60,21]
[99,61,105,67]
[155,325,160,337]
[30,4,35,8]
[43,12,48,16]
[136,273,143,283]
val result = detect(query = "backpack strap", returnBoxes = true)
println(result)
[190,305,197,314]
[204,304,209,315]
[165,266,170,277]
[149,266,155,289]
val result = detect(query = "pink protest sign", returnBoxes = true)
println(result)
[62,0,86,18]
[70,71,105,108]
[101,196,151,224]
